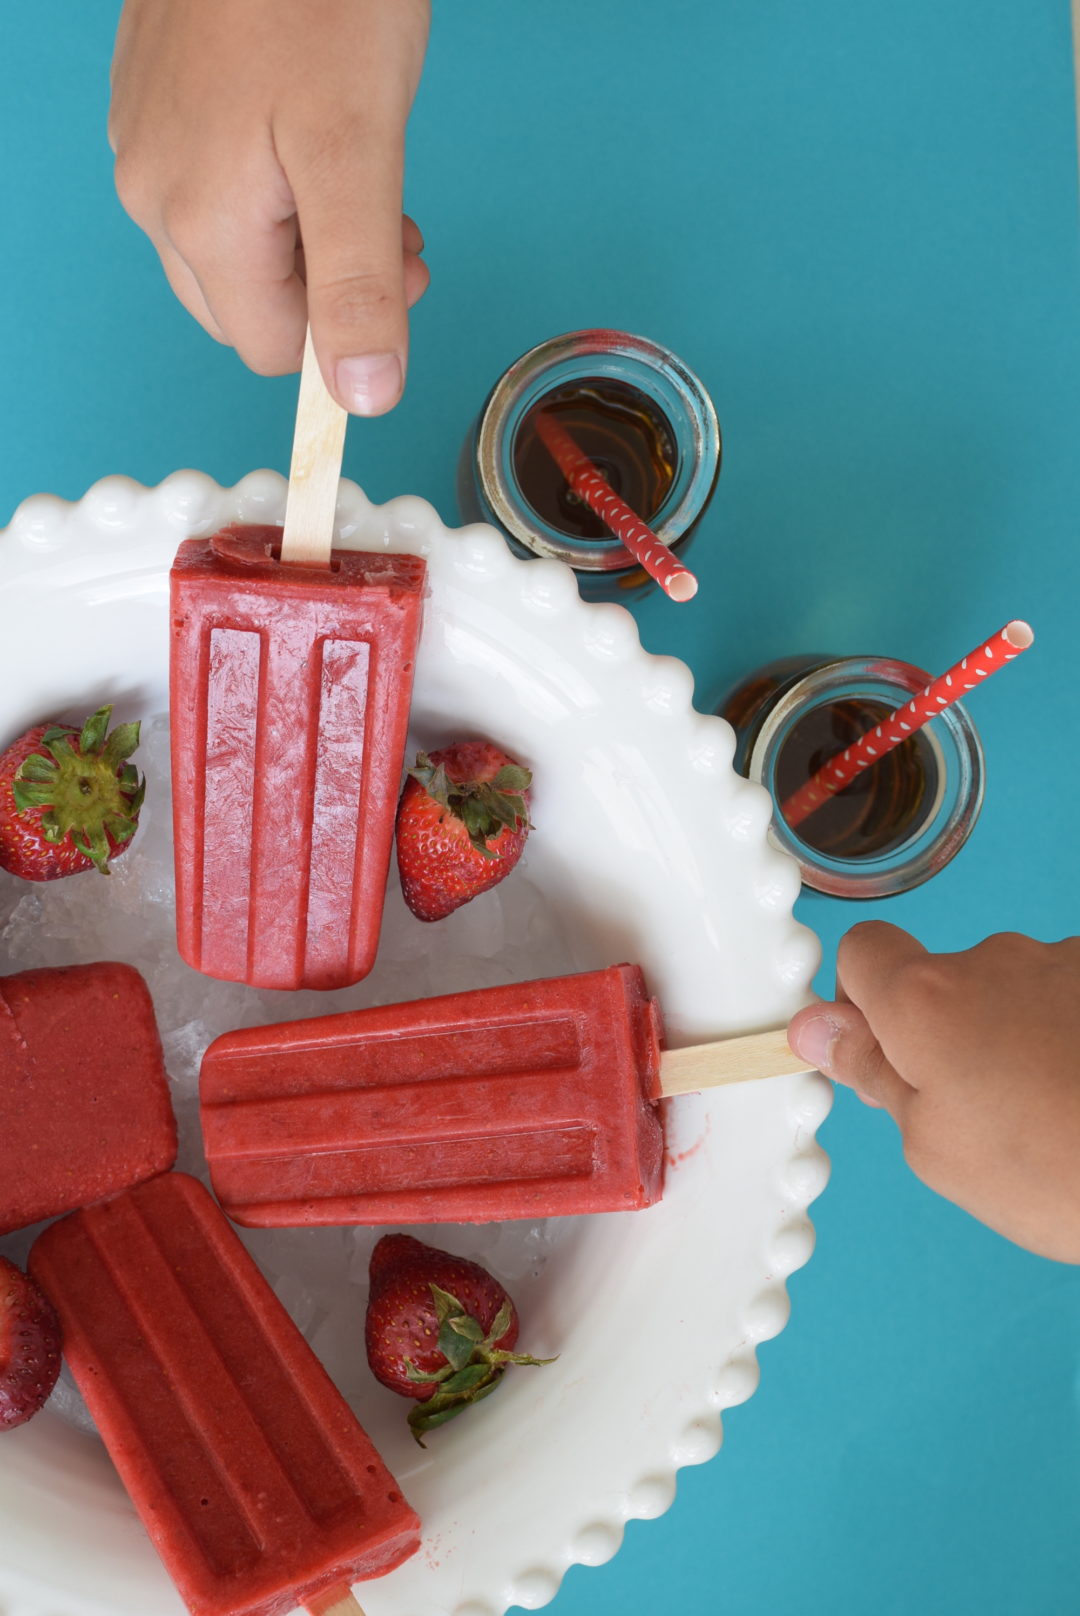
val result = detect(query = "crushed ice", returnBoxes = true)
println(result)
[0,716,573,1432]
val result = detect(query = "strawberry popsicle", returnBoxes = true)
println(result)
[201,965,666,1226]
[0,961,176,1236]
[29,1173,420,1616]
[170,524,425,991]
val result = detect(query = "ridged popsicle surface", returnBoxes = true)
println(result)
[202,965,666,1227]
[30,1173,420,1616]
[170,525,426,991]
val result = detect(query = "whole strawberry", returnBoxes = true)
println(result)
[395,741,532,922]
[0,1256,61,1431]
[365,1233,552,1443]
[0,705,144,881]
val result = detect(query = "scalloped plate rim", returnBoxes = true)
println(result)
[0,471,830,1616]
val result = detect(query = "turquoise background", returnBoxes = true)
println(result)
[4,3,1080,1613]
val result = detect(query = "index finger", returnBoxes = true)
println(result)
[284,115,409,415]
[836,920,929,1020]
[836,922,938,1094]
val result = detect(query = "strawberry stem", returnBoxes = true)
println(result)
[404,1282,556,1445]
[11,706,144,875]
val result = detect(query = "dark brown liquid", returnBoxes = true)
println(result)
[776,698,938,859]
[513,378,678,540]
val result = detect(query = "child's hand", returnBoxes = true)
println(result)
[788,923,1080,1263]
[110,0,431,414]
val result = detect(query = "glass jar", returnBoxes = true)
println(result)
[458,329,721,601]
[717,654,986,898]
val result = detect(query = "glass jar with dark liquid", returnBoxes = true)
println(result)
[458,330,721,601]
[718,655,986,898]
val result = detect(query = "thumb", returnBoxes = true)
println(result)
[788,1001,914,1120]
[288,122,409,416]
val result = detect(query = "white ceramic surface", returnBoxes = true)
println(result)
[0,472,830,1616]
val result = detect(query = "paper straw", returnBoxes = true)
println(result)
[533,409,698,602]
[781,620,1034,831]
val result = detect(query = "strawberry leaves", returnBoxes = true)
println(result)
[405,1283,555,1444]
[9,706,144,876]
[407,752,532,858]
[396,742,535,920]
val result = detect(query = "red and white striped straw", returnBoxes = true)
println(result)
[781,619,1034,832]
[533,409,698,603]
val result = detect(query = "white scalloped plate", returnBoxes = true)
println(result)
[0,472,829,1616]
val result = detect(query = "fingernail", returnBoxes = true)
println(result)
[335,354,403,416]
[790,1014,841,1073]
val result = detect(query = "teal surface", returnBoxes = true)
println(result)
[4,5,1080,1614]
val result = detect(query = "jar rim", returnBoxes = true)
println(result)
[474,329,721,571]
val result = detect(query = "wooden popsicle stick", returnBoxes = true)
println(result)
[303,1585,365,1616]
[281,328,349,566]
[659,1027,816,1097]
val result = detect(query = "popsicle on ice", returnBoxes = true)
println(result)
[200,965,815,1229]
[0,961,176,1236]
[170,527,425,991]
[29,1173,420,1616]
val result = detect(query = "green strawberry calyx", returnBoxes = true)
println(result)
[11,706,145,875]
[408,753,532,861]
[404,1283,555,1444]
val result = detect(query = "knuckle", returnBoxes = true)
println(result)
[404,255,431,308]
[836,919,891,968]
[298,109,400,166]
[302,117,365,170]
[900,1129,927,1178]
[241,343,303,378]
[199,320,230,348]
[901,1122,943,1187]
[843,1036,886,1093]
[289,116,393,200]
[160,190,214,260]
[112,151,152,221]
[972,930,1034,962]
[313,270,400,332]
[892,954,950,1013]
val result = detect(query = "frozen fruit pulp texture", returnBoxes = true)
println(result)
[29,1173,420,1616]
[201,964,665,1227]
[170,525,426,991]
[0,961,177,1236]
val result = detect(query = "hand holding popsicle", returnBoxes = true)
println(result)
[788,924,1080,1264]
[110,0,430,411]
[200,966,815,1229]
[169,324,426,990]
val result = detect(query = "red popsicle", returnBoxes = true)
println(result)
[200,966,817,1229]
[0,961,176,1235]
[201,965,663,1226]
[30,1173,420,1616]
[170,526,425,991]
